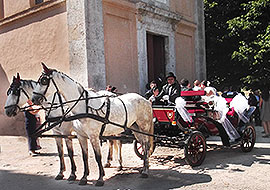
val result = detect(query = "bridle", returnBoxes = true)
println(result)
[33,72,58,102]
[4,83,30,110]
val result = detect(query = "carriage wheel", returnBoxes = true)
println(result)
[240,125,256,152]
[134,140,156,160]
[184,131,206,167]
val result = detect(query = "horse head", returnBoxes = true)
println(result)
[32,63,58,105]
[4,73,29,117]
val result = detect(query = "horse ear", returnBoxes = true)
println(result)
[41,62,51,74]
[12,76,16,82]
[14,73,20,84]
[16,73,20,81]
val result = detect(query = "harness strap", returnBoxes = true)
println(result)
[99,98,111,137]
[85,90,89,114]
[21,88,30,100]
[118,98,128,128]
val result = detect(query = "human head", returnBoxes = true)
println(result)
[106,85,113,91]
[166,72,176,85]
[152,86,159,96]
[180,78,189,87]
[194,80,200,87]
[111,86,117,93]
[149,81,157,89]
[106,85,117,93]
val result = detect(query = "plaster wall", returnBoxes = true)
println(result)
[3,0,29,17]
[0,2,69,135]
[175,22,196,83]
[103,0,139,93]
[170,0,194,21]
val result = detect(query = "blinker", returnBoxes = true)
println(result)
[40,76,49,86]
[7,86,20,96]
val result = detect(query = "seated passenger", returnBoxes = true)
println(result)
[154,72,181,105]
[193,80,202,91]
[144,80,157,99]
[149,86,163,105]
[180,78,201,101]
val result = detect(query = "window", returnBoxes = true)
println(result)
[30,0,44,7]
[35,0,44,4]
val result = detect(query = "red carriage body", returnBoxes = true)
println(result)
[153,106,175,123]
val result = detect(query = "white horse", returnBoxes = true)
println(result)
[4,74,89,185]
[32,63,154,186]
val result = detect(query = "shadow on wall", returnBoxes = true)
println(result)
[0,64,25,136]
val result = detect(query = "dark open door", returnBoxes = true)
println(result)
[147,33,165,84]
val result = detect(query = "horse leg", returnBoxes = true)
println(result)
[64,137,77,181]
[141,142,150,178]
[89,136,105,186]
[104,140,113,168]
[55,137,65,180]
[116,140,123,171]
[77,135,89,185]
[132,122,151,178]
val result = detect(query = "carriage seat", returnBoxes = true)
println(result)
[181,90,205,103]
[180,90,206,115]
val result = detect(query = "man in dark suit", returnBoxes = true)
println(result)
[154,72,181,104]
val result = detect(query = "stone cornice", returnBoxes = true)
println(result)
[0,0,66,27]
[136,2,182,22]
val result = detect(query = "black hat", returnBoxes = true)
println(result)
[166,72,176,80]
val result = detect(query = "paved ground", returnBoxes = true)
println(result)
[0,125,270,190]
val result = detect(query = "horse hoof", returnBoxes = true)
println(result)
[95,180,104,186]
[67,174,76,181]
[104,163,111,168]
[140,173,148,178]
[55,174,64,180]
[78,178,87,185]
[117,166,123,171]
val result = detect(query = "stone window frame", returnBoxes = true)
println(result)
[136,2,181,94]
[29,0,45,7]
[137,18,177,94]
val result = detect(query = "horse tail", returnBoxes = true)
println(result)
[149,119,154,155]
[148,105,154,156]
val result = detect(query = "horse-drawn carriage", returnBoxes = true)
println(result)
[4,63,256,186]
[134,90,256,166]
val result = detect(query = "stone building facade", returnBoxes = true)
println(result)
[0,0,206,135]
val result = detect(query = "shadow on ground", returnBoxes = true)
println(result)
[0,168,212,190]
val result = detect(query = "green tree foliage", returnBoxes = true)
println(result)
[204,0,270,90]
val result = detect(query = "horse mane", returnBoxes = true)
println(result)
[53,70,85,94]
[21,79,38,89]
